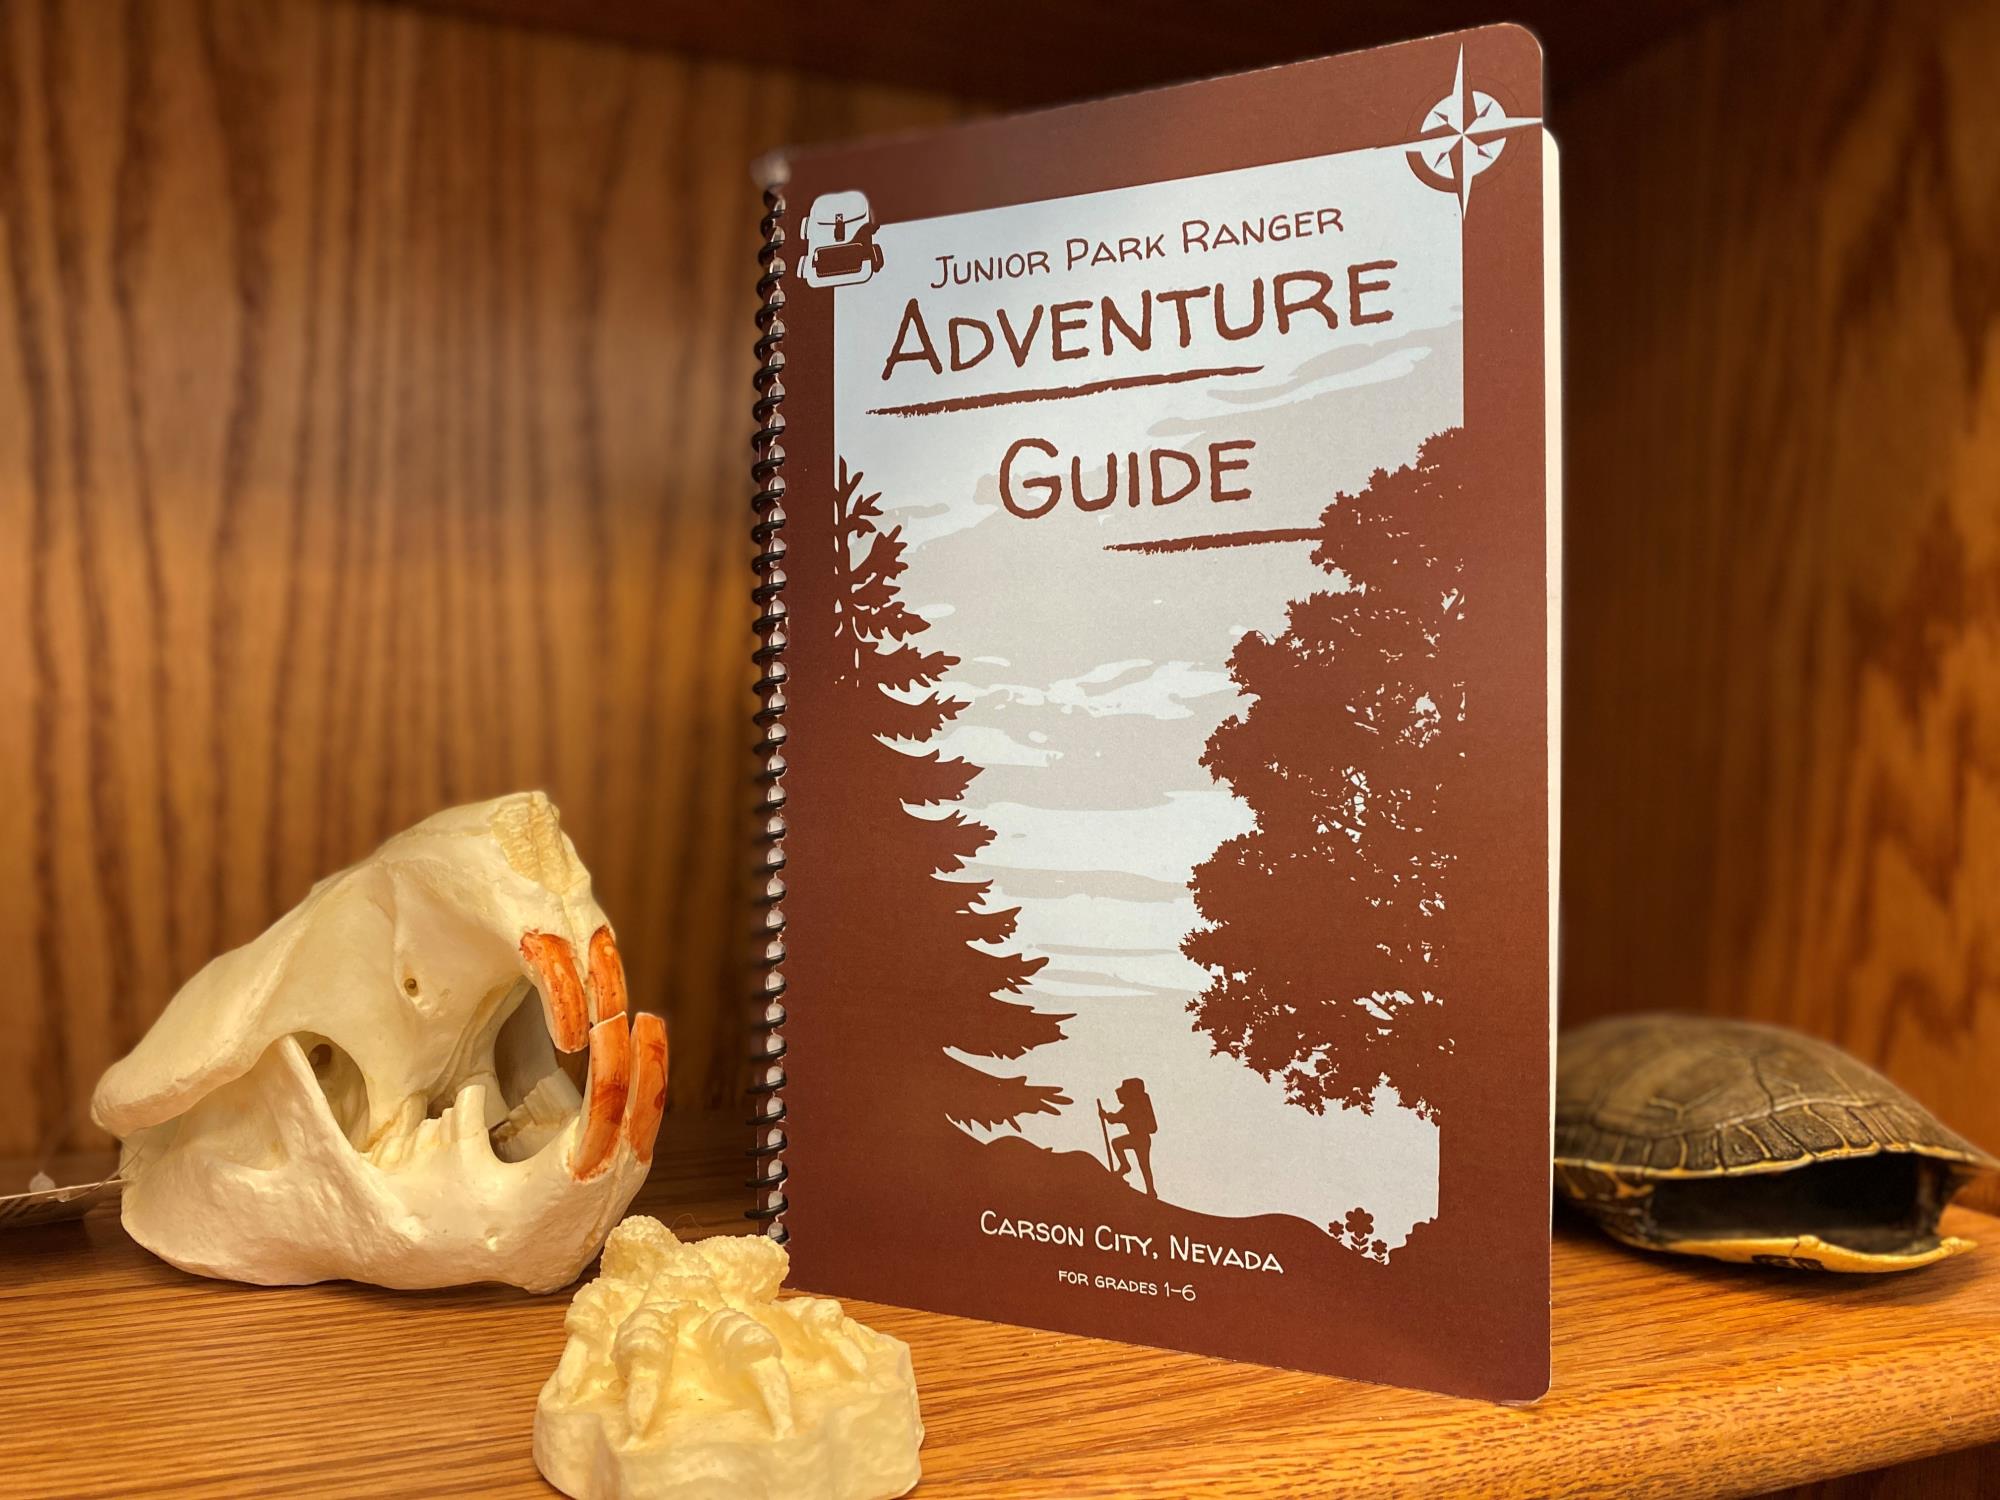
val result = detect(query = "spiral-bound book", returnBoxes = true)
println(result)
[751,24,1560,1401]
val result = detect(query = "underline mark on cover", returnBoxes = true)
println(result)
[866,364,1265,418]
[1105,527,1323,554]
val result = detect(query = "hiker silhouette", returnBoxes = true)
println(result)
[1098,1078,1158,1198]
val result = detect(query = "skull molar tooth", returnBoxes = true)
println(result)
[457,1071,510,1132]
[493,1069,584,1161]
[367,1095,427,1170]
[451,1083,491,1144]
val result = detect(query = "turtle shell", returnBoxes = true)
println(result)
[1555,1014,1997,1272]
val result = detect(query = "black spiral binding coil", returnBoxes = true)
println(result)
[747,179,791,1243]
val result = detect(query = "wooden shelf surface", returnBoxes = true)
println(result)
[3,1158,1997,1498]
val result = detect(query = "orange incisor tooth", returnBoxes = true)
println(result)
[570,1016,631,1180]
[625,1013,669,1165]
[587,926,629,1021]
[520,931,589,1053]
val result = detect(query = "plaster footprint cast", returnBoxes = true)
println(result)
[536,1217,923,1500]
[91,792,669,1292]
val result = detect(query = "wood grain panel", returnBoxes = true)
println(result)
[5,1186,2000,1497]
[412,0,1724,108]
[1561,0,2000,1185]
[0,0,965,1160]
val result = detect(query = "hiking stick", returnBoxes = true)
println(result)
[1097,1100,1113,1170]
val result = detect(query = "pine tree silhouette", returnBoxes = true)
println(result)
[826,461,1072,1131]
[1183,429,1469,1121]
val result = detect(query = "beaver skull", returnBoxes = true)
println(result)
[91,792,668,1292]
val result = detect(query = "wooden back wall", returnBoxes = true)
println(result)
[0,0,962,1160]
[1561,0,2000,1177]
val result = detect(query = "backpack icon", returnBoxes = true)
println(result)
[800,191,884,289]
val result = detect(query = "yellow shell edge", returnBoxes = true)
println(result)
[1596,1225,1977,1273]
[1552,1139,1997,1181]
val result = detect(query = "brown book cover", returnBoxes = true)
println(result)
[752,23,1560,1401]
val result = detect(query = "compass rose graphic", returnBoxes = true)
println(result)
[1400,47,1541,214]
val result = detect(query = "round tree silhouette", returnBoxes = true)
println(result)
[1184,429,1469,1123]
